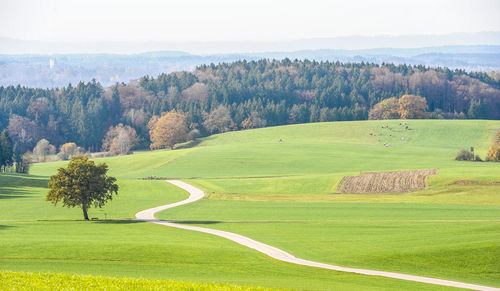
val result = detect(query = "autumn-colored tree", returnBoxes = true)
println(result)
[181,82,209,103]
[57,142,85,160]
[486,131,500,162]
[203,105,234,134]
[148,111,188,150]
[33,139,56,162]
[47,155,118,220]
[117,82,155,111]
[398,95,430,119]
[102,124,138,155]
[368,97,400,120]
[241,111,267,129]
[486,146,500,161]
[7,114,42,154]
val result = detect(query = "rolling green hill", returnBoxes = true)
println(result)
[1,119,499,289]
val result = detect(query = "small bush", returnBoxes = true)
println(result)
[89,152,116,159]
[455,149,474,161]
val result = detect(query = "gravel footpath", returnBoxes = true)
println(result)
[135,180,499,291]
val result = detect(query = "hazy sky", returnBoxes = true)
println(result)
[1,0,500,42]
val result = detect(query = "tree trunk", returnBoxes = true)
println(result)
[82,206,89,220]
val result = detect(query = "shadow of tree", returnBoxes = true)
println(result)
[169,220,222,225]
[92,219,145,224]
[175,138,203,150]
[0,173,50,200]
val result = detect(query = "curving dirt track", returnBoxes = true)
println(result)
[135,180,499,291]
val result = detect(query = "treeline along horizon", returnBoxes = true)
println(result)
[1,59,499,154]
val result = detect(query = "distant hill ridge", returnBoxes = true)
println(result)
[2,31,500,54]
[1,44,500,88]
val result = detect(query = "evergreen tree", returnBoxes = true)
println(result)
[0,130,13,171]
[468,99,489,119]
[109,84,121,123]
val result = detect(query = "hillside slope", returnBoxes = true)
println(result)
[2,120,499,288]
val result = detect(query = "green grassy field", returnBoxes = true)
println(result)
[157,200,500,286]
[1,219,458,290]
[1,119,499,290]
[0,174,188,220]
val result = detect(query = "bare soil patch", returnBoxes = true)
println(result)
[338,169,438,194]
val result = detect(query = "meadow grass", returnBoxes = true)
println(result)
[157,200,500,286]
[187,175,500,205]
[1,119,499,289]
[0,174,188,220]
[30,120,500,181]
[0,220,456,290]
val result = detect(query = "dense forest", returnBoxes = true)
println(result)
[1,59,500,156]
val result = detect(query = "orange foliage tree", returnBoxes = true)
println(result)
[398,95,430,119]
[148,111,188,150]
[368,97,400,120]
[486,131,500,162]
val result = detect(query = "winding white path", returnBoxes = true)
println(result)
[135,180,499,291]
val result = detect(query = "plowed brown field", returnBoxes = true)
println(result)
[337,169,439,194]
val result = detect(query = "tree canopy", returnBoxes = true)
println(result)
[398,95,430,119]
[369,95,429,120]
[486,131,500,162]
[57,142,85,160]
[32,139,56,162]
[47,155,118,220]
[203,105,234,134]
[1,60,499,153]
[368,97,399,120]
[148,111,188,150]
[102,124,139,155]
[0,130,13,171]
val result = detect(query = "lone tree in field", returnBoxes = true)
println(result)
[47,155,118,220]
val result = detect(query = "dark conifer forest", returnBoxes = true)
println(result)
[1,59,499,154]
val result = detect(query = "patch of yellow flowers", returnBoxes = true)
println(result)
[0,270,282,291]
